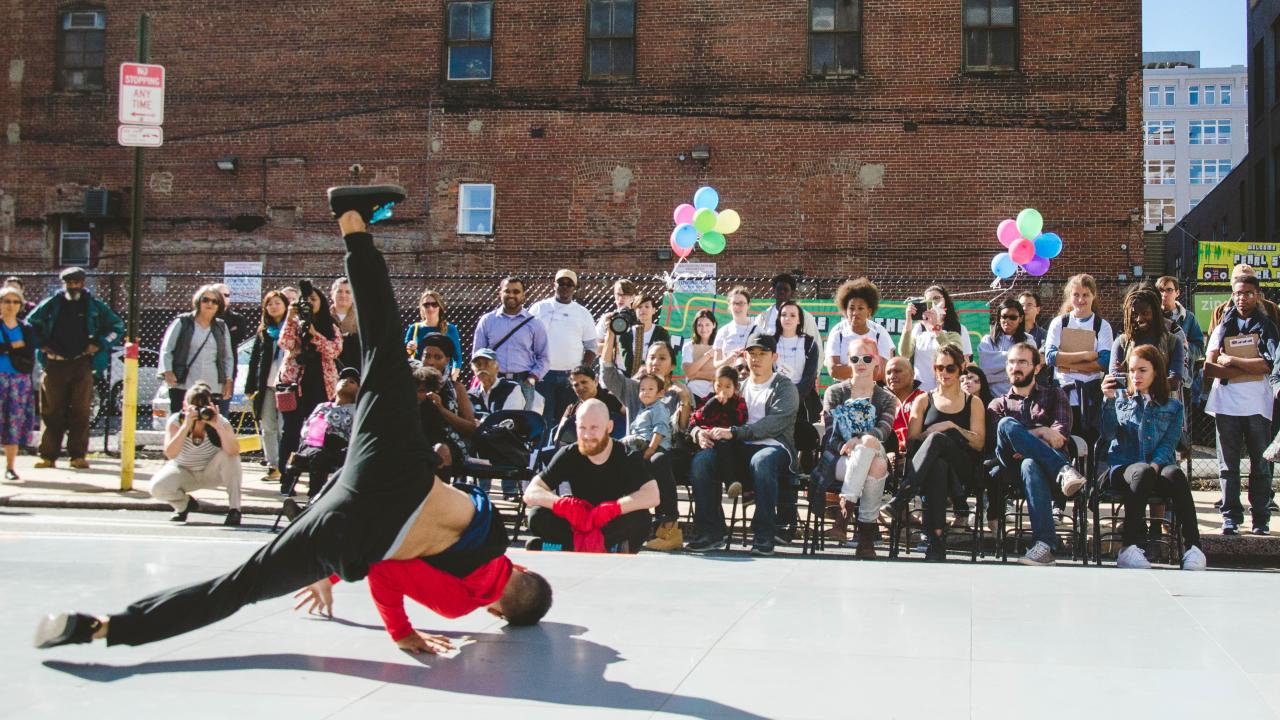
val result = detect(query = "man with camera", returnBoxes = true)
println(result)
[149,382,244,526]
[473,277,549,411]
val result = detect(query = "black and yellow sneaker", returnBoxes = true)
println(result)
[33,612,101,649]
[327,185,406,225]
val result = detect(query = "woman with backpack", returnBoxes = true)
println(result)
[159,285,235,415]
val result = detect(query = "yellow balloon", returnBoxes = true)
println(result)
[715,209,741,235]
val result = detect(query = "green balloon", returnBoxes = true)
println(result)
[1016,208,1044,241]
[693,208,718,233]
[698,230,726,255]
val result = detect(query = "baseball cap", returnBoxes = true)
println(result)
[419,334,456,359]
[471,348,497,362]
[555,269,578,285]
[743,335,776,353]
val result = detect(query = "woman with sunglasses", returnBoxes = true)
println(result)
[879,343,986,561]
[405,289,463,379]
[0,286,36,480]
[159,284,235,415]
[977,299,1029,397]
[246,290,290,480]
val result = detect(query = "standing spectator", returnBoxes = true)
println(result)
[988,342,1083,566]
[1204,275,1277,535]
[878,343,985,562]
[617,293,671,377]
[681,309,718,404]
[3,277,37,319]
[685,335,799,556]
[1045,273,1113,443]
[1157,276,1204,375]
[752,273,823,361]
[246,290,289,481]
[1018,291,1048,347]
[977,299,1029,397]
[276,281,343,475]
[331,277,361,372]
[714,286,758,371]
[0,287,36,480]
[150,382,243,527]
[531,269,598,426]
[1209,264,1280,332]
[1099,346,1206,569]
[899,285,972,391]
[1110,287,1185,391]
[473,277,549,409]
[211,283,252,347]
[595,278,637,359]
[405,289,462,379]
[774,301,821,454]
[159,285,235,415]
[28,267,124,470]
[827,277,894,381]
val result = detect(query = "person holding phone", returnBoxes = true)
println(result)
[1100,345,1205,570]
[149,382,244,527]
[899,285,971,392]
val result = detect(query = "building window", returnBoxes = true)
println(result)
[1222,84,1232,105]
[1145,199,1175,227]
[586,0,635,80]
[809,0,860,76]
[1205,85,1217,105]
[457,183,494,235]
[57,9,105,91]
[1189,119,1231,145]
[1189,197,1201,212]
[1190,159,1231,185]
[1164,85,1175,106]
[1145,120,1175,145]
[1189,85,1199,106]
[446,1,493,81]
[1145,160,1175,185]
[962,0,1016,72]
[58,216,98,267]
[1148,85,1159,106]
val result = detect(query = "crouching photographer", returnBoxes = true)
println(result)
[149,382,244,526]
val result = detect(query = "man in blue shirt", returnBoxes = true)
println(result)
[473,277,550,410]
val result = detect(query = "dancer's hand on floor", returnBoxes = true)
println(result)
[396,631,455,655]
[293,579,334,617]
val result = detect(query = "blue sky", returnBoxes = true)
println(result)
[1143,0,1246,67]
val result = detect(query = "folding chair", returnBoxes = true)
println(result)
[1088,437,1183,566]
[462,410,547,542]
[990,435,1090,564]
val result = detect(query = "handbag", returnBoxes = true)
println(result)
[274,383,299,413]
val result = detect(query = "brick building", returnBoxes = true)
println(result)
[1,1,1142,302]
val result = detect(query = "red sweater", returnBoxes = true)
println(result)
[328,555,513,641]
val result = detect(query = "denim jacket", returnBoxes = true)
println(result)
[1099,393,1183,468]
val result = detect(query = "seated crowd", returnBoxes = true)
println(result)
[13,260,1275,572]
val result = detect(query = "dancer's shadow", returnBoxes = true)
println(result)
[44,621,766,719]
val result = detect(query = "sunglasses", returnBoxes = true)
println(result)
[422,301,439,308]
[0,300,20,305]
[200,297,220,304]
[933,363,959,374]
[848,355,875,365]
[1000,314,1021,321]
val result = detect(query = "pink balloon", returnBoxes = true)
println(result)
[997,219,1021,248]
[670,233,694,259]
[673,204,696,226]
[1009,237,1035,265]
[1023,255,1051,276]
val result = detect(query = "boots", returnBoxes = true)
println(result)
[855,523,879,559]
[823,492,848,541]
[643,521,684,551]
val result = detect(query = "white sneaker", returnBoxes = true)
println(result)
[1116,544,1152,569]
[1181,545,1207,571]
[1057,465,1087,497]
[1266,434,1280,463]
[1018,540,1056,566]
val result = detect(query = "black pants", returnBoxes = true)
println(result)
[108,231,440,646]
[527,506,651,551]
[897,432,973,535]
[278,371,327,474]
[1106,463,1201,549]
[649,450,678,522]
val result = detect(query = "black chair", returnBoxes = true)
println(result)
[462,410,547,541]
[1087,437,1183,566]
[989,435,1090,563]
[728,470,807,551]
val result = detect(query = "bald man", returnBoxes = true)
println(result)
[884,356,924,452]
[35,187,552,654]
[523,398,659,552]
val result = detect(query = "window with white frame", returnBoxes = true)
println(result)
[1190,119,1232,145]
[58,216,93,266]
[1164,85,1175,105]
[1190,159,1232,185]
[1145,199,1175,227]
[1205,85,1217,105]
[1145,120,1175,145]
[1222,84,1232,104]
[1189,85,1199,105]
[457,183,494,235]
[1145,159,1175,185]
[1148,85,1159,105]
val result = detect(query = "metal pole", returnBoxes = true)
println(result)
[120,12,150,491]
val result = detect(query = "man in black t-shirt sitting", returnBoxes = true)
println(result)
[523,399,658,552]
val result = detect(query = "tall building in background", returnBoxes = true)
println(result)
[1142,52,1248,231]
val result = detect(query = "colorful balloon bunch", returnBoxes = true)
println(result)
[990,208,1063,279]
[670,187,741,259]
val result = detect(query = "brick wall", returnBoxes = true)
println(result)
[0,0,1143,311]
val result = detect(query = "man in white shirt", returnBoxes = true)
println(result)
[531,269,598,425]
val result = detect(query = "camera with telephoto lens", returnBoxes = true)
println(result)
[609,307,638,335]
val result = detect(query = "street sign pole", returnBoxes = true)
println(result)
[120,12,151,491]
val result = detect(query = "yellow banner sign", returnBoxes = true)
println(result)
[1198,241,1280,285]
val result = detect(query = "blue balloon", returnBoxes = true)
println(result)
[673,223,699,249]
[1034,232,1063,259]
[693,186,719,211]
[991,252,1018,279]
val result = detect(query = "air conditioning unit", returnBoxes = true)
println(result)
[60,232,92,266]
[83,188,120,218]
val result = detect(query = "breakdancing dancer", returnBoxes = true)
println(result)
[35,186,552,654]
